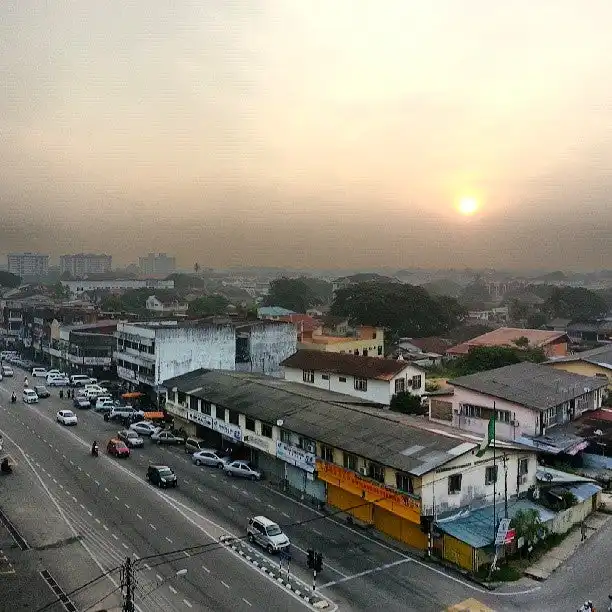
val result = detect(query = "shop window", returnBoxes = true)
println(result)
[216,407,226,421]
[202,401,212,416]
[368,462,385,483]
[245,417,255,431]
[354,377,368,392]
[343,452,357,471]
[261,423,273,438]
[189,396,198,411]
[448,474,462,494]
[395,472,413,494]
[394,378,405,394]
[228,410,239,425]
[302,370,314,383]
[485,465,498,486]
[320,445,334,462]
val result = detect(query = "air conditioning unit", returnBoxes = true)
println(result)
[511,419,520,427]
[359,467,368,476]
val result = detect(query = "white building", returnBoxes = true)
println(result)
[145,294,188,315]
[138,253,176,276]
[115,319,297,390]
[61,278,174,296]
[7,252,49,277]
[281,349,425,406]
[60,253,112,278]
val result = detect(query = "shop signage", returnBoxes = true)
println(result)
[117,366,136,380]
[243,433,274,454]
[495,518,512,545]
[172,403,188,419]
[316,460,421,523]
[185,411,243,442]
[276,441,315,473]
[187,410,213,429]
[83,357,112,366]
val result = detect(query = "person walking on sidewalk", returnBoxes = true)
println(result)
[581,521,587,541]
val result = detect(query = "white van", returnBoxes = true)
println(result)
[70,374,95,387]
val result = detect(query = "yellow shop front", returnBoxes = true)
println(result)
[316,460,427,550]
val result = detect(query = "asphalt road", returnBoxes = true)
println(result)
[2,372,599,611]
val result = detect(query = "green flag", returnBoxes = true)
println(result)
[476,414,496,457]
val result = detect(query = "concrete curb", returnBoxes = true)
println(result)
[219,535,329,609]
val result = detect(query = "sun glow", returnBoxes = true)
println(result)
[458,196,479,216]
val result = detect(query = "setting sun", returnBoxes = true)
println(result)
[458,196,479,216]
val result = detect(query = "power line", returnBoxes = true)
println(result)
[81,585,122,612]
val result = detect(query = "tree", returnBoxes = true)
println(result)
[543,286,608,321]
[508,298,530,322]
[264,277,321,312]
[526,311,548,329]
[52,282,70,300]
[511,508,548,556]
[330,282,465,339]
[0,271,21,288]
[166,273,206,290]
[454,345,546,376]
[390,392,426,415]
[297,277,333,304]
[458,278,490,310]
[194,262,200,274]
[187,295,229,317]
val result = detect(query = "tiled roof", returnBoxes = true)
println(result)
[547,344,612,370]
[277,314,321,332]
[409,337,454,355]
[449,362,607,411]
[281,349,419,380]
[447,327,568,355]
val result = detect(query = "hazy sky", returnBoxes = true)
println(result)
[2,1,612,270]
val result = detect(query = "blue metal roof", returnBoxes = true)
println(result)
[436,500,556,549]
[565,482,601,503]
[257,306,296,317]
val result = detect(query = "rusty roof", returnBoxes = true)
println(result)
[447,327,568,355]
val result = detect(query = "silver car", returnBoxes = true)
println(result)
[224,460,262,481]
[117,429,144,448]
[192,449,230,468]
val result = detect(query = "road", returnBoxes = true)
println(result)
[2,372,600,611]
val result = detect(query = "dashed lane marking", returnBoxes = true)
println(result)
[281,512,290,518]
[137,514,143,520]
[183,551,190,557]
[112,534,119,541]
[95,518,101,524]
[104,487,110,493]
[150,524,157,531]
[318,558,413,589]
[227,506,235,512]
[211,495,219,501]
[103,525,109,531]
[79,504,85,510]
[242,598,252,607]
[124,503,130,509]
[122,543,129,550]
[169,586,177,594]
[312,528,323,536]
[221,581,230,589]
[201,565,210,573]
[165,537,173,543]
[114,496,120,501]
[144,563,151,570]
[183,599,192,608]
[156,574,163,582]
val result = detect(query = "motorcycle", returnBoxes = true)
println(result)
[91,444,99,458]
[11,393,16,404]
[1,458,12,475]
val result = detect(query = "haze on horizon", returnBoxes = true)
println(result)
[2,1,612,271]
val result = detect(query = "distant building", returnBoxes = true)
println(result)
[61,279,175,296]
[299,324,385,358]
[145,294,188,315]
[7,253,49,278]
[138,253,176,276]
[60,253,112,278]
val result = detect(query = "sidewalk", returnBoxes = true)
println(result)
[524,509,612,581]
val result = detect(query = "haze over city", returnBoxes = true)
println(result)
[2,1,612,270]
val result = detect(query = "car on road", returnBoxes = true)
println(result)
[47,375,70,387]
[47,369,65,378]
[151,429,184,445]
[192,449,231,468]
[34,385,50,398]
[130,421,158,436]
[117,429,144,448]
[107,438,131,458]
[106,406,144,423]
[1,365,14,377]
[224,461,262,481]
[57,410,78,425]
[73,396,91,409]
[69,374,96,387]
[146,465,177,488]
[184,437,207,454]
[23,389,39,404]
[247,516,290,554]
[31,367,47,378]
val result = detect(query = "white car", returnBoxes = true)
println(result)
[57,410,78,426]
[32,367,48,378]
[47,369,64,377]
[1,366,14,377]
[23,389,39,404]
[47,375,70,386]
[129,421,159,436]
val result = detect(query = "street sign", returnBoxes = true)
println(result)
[504,528,516,544]
[494,518,512,545]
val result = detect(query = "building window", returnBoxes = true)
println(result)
[377,346,383,356]
[177,391,186,405]
[228,410,239,425]
[201,401,211,415]
[321,445,334,462]
[411,375,422,389]
[395,472,413,494]
[462,404,483,418]
[299,437,315,452]
[368,462,385,483]
[261,423,273,438]
[343,452,357,471]
[280,430,292,444]
[189,396,198,411]
[353,349,359,356]
[394,378,406,394]
[303,370,314,383]
[245,417,255,431]
[354,377,368,392]
[485,465,498,486]
[216,407,226,421]
[448,474,462,494]
[518,458,529,476]
[339,376,347,383]
[322,374,329,381]
[496,409,511,423]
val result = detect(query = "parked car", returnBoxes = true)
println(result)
[130,421,158,436]
[146,465,177,488]
[34,385,50,398]
[31,367,48,378]
[56,410,78,425]
[224,461,262,481]
[23,389,39,404]
[247,516,290,554]
[47,369,65,378]
[107,438,130,458]
[192,449,231,468]
[73,396,91,409]
[184,437,207,454]
[151,429,184,445]
[106,406,144,423]
[1,365,14,377]
[117,429,144,448]
[69,374,96,387]
[47,375,70,387]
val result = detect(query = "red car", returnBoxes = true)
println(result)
[107,438,130,458]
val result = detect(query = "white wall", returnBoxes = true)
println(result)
[240,322,297,377]
[419,447,538,516]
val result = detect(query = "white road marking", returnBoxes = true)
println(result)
[144,563,151,570]
[77,466,82,471]
[184,479,189,483]
[183,551,190,557]
[114,496,120,501]
[136,514,143,520]
[156,573,163,581]
[227,506,235,512]
[87,511,93,517]
[169,586,177,594]
[69,460,74,465]
[183,600,192,608]
[95,518,101,524]
[52,478,57,483]
[221,581,230,589]
[80,504,85,510]
[94,480,100,486]
[267,504,276,510]
[312,528,323,536]
[133,553,140,560]
[197,487,203,492]
[242,598,252,607]
[281,512,290,518]
[319,558,413,588]
[59,484,64,489]
[211,495,219,501]
[165,537,173,543]
[209,473,217,478]
[201,565,210,573]
[112,534,119,541]
[62,454,66,459]
[150,524,157,531]
[104,487,110,493]
[124,503,130,509]
[72,496,77,502]
[231,484,238,490]
[103,525,109,531]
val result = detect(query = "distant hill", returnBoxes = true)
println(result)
[533,271,567,281]
[338,273,399,284]
[421,279,463,298]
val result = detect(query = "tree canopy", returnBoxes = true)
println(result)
[264,277,322,312]
[165,273,207,290]
[390,392,426,415]
[330,282,465,338]
[543,286,608,321]
[100,289,151,312]
[458,278,490,310]
[187,295,230,317]
[453,345,546,376]
[0,271,21,288]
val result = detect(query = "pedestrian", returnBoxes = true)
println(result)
[59,388,64,399]
[581,521,587,542]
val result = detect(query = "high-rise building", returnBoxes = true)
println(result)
[7,252,49,278]
[138,253,176,276]
[60,253,112,278]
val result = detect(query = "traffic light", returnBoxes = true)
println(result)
[307,548,315,569]
[314,552,323,572]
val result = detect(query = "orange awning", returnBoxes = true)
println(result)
[121,392,144,399]
[142,411,165,420]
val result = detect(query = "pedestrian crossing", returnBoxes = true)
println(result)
[446,598,496,612]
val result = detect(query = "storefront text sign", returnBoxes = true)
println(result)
[276,441,315,473]
[244,433,273,454]
[187,410,212,429]
[316,460,421,523]
[186,410,243,442]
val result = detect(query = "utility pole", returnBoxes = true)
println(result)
[121,556,136,612]
[502,454,509,519]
